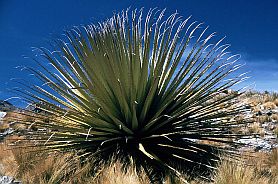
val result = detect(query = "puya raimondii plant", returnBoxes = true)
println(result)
[12,8,248,183]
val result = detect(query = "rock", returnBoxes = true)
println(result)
[0,128,14,141]
[0,112,7,125]
[256,111,263,116]
[244,104,252,109]
[0,112,6,119]
[236,135,278,152]
[266,110,273,116]
[0,176,21,184]
[272,109,278,114]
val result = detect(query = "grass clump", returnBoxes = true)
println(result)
[213,150,278,184]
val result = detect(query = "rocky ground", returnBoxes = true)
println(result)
[234,92,278,152]
[0,176,21,184]
[0,100,23,184]
[236,110,278,152]
[0,111,20,184]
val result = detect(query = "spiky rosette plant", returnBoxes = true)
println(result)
[11,8,248,182]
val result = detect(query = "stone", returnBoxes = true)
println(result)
[0,112,6,119]
[0,176,21,184]
[0,128,14,141]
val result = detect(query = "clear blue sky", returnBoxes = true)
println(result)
[0,0,278,103]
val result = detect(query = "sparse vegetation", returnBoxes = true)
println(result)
[243,91,278,107]
[212,155,278,184]
[229,91,278,138]
[273,127,278,136]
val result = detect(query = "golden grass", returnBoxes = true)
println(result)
[248,122,265,136]
[0,142,17,176]
[274,127,278,136]
[242,91,278,108]
[257,115,271,124]
[93,161,150,184]
[0,112,29,134]
[231,122,265,136]
[0,139,93,183]
[1,138,278,184]
[0,137,154,184]
[213,159,257,184]
[273,99,278,106]
[212,150,278,184]
[213,159,273,184]
[271,114,278,122]
[262,102,277,110]
[267,149,278,175]
[0,123,9,132]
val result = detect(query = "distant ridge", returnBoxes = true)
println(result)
[0,100,16,112]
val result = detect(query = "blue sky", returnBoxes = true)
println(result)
[0,0,277,104]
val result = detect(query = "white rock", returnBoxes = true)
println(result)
[0,175,21,184]
[236,136,278,151]
[0,112,6,119]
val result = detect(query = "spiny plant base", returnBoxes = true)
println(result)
[9,8,249,183]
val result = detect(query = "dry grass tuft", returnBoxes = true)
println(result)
[266,149,278,176]
[257,115,271,124]
[263,102,277,110]
[0,124,9,132]
[248,122,265,136]
[271,114,278,122]
[213,159,256,184]
[242,91,278,110]
[213,152,278,184]
[273,99,278,106]
[93,161,149,184]
[274,127,278,136]
[0,142,17,176]
[0,138,191,184]
[2,140,278,183]
[0,136,92,183]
